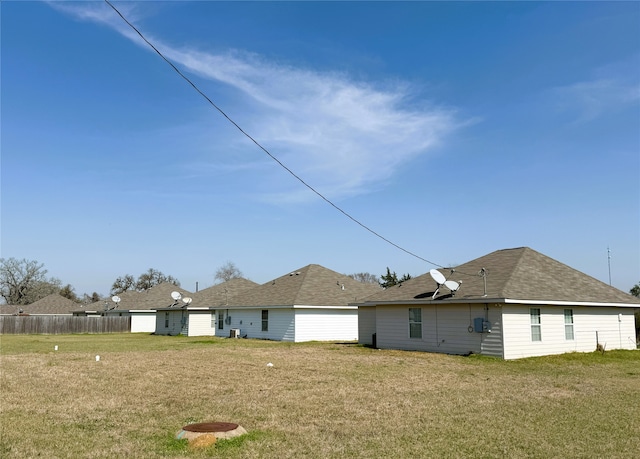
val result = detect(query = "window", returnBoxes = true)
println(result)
[409,308,422,339]
[564,309,574,340]
[165,311,169,328]
[261,310,269,331]
[530,308,541,341]
[218,311,224,330]
[211,312,216,328]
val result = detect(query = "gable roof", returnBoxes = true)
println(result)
[191,278,259,307]
[0,294,79,315]
[363,247,640,305]
[83,283,193,312]
[227,264,381,308]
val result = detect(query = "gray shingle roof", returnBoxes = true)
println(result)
[191,278,259,307]
[363,247,640,305]
[226,264,381,307]
[0,294,78,315]
[83,283,193,312]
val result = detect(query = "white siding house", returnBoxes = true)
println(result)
[153,278,258,337]
[357,248,639,360]
[192,265,379,342]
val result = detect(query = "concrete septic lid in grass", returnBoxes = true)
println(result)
[176,421,247,446]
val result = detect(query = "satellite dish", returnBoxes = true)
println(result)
[444,280,460,292]
[171,291,182,301]
[429,269,446,285]
[112,296,121,303]
[182,297,192,305]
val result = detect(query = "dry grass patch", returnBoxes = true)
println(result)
[1,334,639,458]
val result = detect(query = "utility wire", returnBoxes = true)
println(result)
[105,0,445,269]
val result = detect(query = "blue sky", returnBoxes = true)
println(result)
[2,1,638,296]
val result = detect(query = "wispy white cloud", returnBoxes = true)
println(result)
[552,58,640,124]
[51,2,462,203]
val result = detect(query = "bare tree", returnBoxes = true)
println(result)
[59,284,79,302]
[82,292,102,304]
[347,272,380,284]
[0,258,61,305]
[134,268,180,292]
[110,270,180,294]
[214,261,243,283]
[110,274,136,295]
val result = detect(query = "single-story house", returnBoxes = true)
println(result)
[357,247,640,360]
[156,265,381,341]
[79,283,194,333]
[155,278,258,336]
[0,294,78,315]
[211,264,380,342]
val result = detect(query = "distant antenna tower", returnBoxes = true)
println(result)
[607,247,612,286]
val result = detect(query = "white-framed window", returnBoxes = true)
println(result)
[564,309,574,340]
[530,308,541,341]
[211,312,216,328]
[409,308,422,339]
[218,311,224,330]
[261,310,269,331]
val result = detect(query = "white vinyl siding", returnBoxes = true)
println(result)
[155,309,185,336]
[373,304,500,357]
[358,306,377,345]
[294,308,358,342]
[130,313,156,333]
[502,306,637,359]
[219,308,295,342]
[187,310,216,337]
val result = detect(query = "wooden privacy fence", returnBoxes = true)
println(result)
[0,316,131,334]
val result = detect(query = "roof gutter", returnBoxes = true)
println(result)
[355,298,640,308]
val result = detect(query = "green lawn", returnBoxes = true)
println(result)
[1,334,639,458]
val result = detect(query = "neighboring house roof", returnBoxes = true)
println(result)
[362,247,640,306]
[191,278,259,307]
[83,283,193,312]
[227,264,381,308]
[0,294,78,315]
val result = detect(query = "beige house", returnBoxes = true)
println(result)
[357,247,640,359]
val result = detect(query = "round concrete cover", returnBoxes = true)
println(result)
[182,422,238,433]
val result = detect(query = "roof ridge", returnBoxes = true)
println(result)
[500,247,529,294]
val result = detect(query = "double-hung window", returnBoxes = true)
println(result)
[261,310,269,331]
[218,311,224,330]
[530,308,542,341]
[409,308,422,339]
[564,309,574,340]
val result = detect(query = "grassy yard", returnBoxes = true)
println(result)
[1,334,639,458]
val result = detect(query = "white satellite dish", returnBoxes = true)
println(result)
[182,297,192,305]
[171,291,182,301]
[112,296,121,303]
[429,269,446,285]
[444,280,460,292]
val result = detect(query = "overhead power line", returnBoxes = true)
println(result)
[104,0,444,269]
